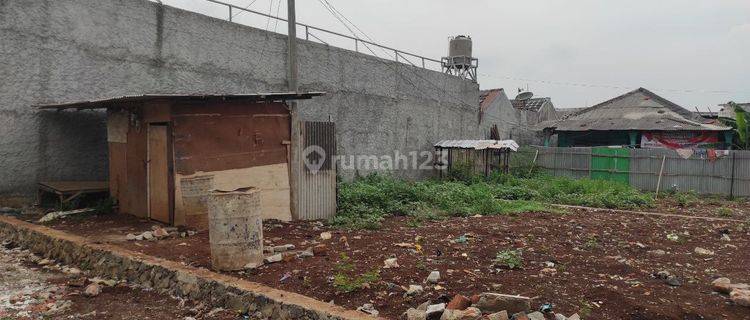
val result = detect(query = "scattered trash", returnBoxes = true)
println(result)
[426,270,440,284]
[38,208,95,223]
[264,254,283,264]
[279,272,292,283]
[539,303,554,314]
[320,232,332,240]
[383,257,399,269]
[454,235,468,244]
[406,285,424,296]
[694,247,715,256]
[357,303,379,316]
[84,283,101,297]
[152,228,169,238]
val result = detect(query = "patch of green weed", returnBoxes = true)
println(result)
[494,249,523,269]
[332,253,380,293]
[717,207,733,217]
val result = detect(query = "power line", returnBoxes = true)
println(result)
[480,73,746,95]
[313,0,536,132]
[231,0,260,19]
[263,0,276,31]
[272,0,283,32]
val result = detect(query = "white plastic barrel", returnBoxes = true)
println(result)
[206,187,263,271]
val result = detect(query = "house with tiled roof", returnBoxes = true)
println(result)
[509,96,558,125]
[479,88,552,145]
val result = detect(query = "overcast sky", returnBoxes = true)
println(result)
[161,0,749,110]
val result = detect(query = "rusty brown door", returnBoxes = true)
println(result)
[148,124,170,223]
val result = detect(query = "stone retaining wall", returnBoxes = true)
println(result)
[0,216,372,320]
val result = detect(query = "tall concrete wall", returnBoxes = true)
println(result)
[0,0,480,196]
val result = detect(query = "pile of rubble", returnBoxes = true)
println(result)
[0,240,123,318]
[712,277,750,307]
[125,226,195,241]
[403,293,580,320]
[245,232,331,269]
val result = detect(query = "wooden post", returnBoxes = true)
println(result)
[655,155,667,199]
[528,149,539,176]
[287,0,300,220]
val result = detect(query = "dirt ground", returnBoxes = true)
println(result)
[31,203,750,320]
[653,196,750,220]
[0,239,237,319]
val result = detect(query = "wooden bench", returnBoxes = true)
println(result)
[38,181,109,209]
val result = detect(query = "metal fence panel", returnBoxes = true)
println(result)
[298,121,337,220]
[525,147,750,197]
[533,147,591,179]
[732,152,750,197]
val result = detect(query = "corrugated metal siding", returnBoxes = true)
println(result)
[733,152,750,197]
[526,146,750,197]
[298,121,337,220]
[534,147,591,179]
[629,148,736,195]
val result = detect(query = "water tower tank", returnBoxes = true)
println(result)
[449,35,473,58]
[442,35,478,82]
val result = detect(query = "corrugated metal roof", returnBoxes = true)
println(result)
[35,92,326,110]
[543,88,731,132]
[434,140,519,151]
[511,97,551,112]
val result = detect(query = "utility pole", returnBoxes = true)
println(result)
[287,0,300,220]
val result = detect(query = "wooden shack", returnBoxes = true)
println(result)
[38,93,326,227]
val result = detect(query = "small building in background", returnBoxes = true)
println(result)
[37,93,334,227]
[434,140,519,178]
[510,96,558,125]
[718,102,750,120]
[542,88,733,149]
[479,89,556,145]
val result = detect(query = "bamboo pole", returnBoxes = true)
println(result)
[528,149,539,176]
[655,155,667,199]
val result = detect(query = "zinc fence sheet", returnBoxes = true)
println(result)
[298,121,337,220]
[524,146,750,197]
[531,147,591,179]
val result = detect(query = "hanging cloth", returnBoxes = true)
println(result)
[676,148,694,159]
[708,149,718,162]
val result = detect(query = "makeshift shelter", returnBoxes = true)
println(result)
[37,92,332,227]
[434,140,519,177]
[541,88,733,149]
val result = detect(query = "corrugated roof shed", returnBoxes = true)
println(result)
[36,92,326,110]
[543,88,730,132]
[434,140,519,151]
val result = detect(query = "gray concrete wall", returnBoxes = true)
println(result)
[0,0,480,196]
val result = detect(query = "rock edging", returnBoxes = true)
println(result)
[0,216,372,320]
